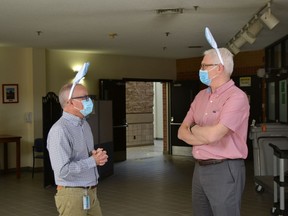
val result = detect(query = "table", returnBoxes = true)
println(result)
[0,135,22,178]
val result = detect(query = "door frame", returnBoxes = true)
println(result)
[123,78,173,155]
[100,78,173,160]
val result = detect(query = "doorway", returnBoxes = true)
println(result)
[169,80,200,156]
[99,79,127,162]
[100,79,170,162]
[126,81,164,160]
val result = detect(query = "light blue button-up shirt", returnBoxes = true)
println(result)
[47,112,99,187]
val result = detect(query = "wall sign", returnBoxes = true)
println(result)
[239,77,251,87]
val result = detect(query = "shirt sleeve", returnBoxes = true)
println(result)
[182,91,204,125]
[219,91,250,132]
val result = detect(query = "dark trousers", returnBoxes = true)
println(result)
[192,159,245,216]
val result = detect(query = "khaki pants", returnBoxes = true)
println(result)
[55,187,102,216]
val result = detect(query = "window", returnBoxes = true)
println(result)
[265,35,288,123]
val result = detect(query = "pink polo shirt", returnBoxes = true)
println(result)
[183,79,249,160]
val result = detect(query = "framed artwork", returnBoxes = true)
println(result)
[2,84,19,103]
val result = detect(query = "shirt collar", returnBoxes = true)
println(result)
[62,111,85,126]
[214,79,234,94]
[206,79,234,94]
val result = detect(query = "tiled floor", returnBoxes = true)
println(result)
[0,141,275,216]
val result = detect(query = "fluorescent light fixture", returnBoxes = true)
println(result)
[260,10,279,30]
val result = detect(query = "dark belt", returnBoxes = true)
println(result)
[57,185,97,190]
[196,159,226,166]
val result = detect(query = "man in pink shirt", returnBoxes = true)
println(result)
[178,47,250,216]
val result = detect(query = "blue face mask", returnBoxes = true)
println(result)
[199,70,211,86]
[80,98,94,117]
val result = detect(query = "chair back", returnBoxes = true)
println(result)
[34,138,44,153]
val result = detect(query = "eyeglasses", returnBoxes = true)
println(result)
[200,64,219,70]
[71,95,90,101]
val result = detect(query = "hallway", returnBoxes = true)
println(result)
[0,142,273,216]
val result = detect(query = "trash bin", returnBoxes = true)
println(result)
[249,123,288,193]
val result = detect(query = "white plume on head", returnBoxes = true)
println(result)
[68,62,90,100]
[205,27,224,65]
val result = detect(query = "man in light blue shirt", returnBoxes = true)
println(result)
[47,83,108,216]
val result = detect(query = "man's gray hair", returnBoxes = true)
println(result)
[58,83,73,108]
[204,48,234,75]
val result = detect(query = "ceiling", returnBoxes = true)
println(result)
[0,0,287,59]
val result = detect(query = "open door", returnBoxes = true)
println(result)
[99,79,127,162]
[169,80,199,156]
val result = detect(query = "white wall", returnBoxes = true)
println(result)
[154,82,163,139]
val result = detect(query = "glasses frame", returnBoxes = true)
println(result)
[200,63,219,70]
[70,95,90,101]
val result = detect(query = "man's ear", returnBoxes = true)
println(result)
[218,64,224,72]
[66,99,73,105]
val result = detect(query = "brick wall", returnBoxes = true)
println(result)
[162,83,168,153]
[126,82,154,147]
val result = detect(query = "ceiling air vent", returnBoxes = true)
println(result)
[156,8,184,14]
[188,46,203,49]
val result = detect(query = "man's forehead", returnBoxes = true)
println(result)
[202,55,212,63]
[74,85,87,93]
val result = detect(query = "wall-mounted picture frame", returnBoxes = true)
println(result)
[2,84,19,103]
